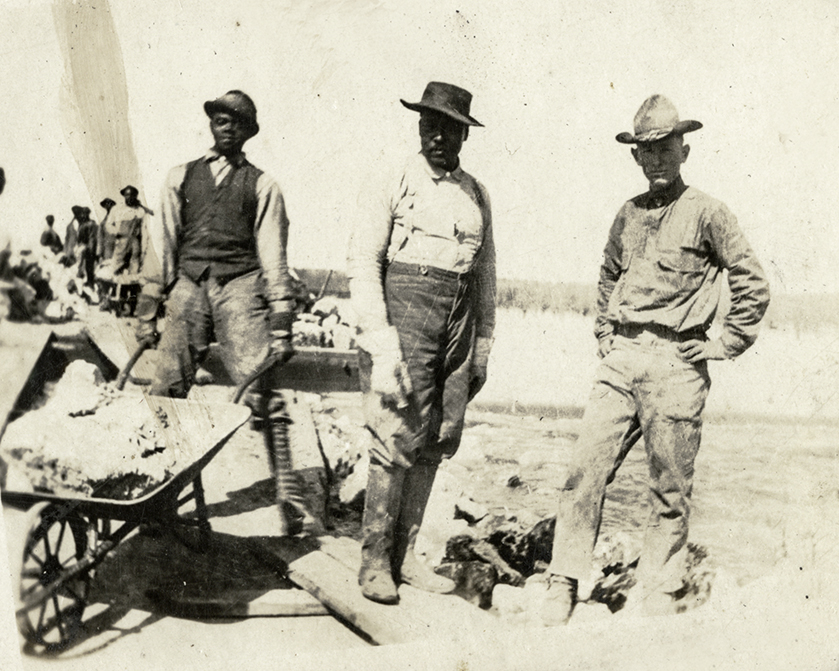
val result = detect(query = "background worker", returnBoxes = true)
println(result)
[76,206,98,288]
[40,215,63,256]
[97,197,117,262]
[111,185,147,275]
[541,95,770,625]
[348,82,496,605]
[61,205,83,267]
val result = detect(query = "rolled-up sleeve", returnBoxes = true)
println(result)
[254,174,294,313]
[707,204,770,358]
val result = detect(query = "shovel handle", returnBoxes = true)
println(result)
[116,339,152,390]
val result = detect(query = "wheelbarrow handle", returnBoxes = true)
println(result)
[116,339,153,391]
[233,352,285,404]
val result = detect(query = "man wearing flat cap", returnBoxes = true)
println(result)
[136,90,307,533]
[348,81,496,604]
[110,185,150,276]
[540,95,770,625]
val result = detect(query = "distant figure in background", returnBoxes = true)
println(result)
[98,197,117,261]
[111,185,147,275]
[61,205,83,267]
[40,215,63,256]
[540,95,770,625]
[76,207,98,287]
[348,82,496,604]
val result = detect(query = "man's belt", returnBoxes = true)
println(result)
[615,323,706,343]
[387,261,471,282]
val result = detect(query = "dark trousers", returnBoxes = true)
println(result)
[360,262,475,470]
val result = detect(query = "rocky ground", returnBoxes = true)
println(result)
[306,394,718,624]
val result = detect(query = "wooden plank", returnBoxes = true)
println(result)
[278,535,498,645]
[285,391,324,471]
[285,549,434,645]
[317,536,498,634]
[201,345,361,393]
[146,587,329,618]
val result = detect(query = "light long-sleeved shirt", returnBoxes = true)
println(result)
[595,177,770,358]
[143,149,294,313]
[348,152,496,340]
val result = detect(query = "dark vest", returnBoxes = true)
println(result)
[179,158,263,281]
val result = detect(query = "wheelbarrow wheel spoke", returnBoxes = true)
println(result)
[18,504,95,654]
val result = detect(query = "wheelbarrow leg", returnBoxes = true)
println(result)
[192,473,212,546]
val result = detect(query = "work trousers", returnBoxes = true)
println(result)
[101,233,116,261]
[548,330,711,593]
[360,262,475,470]
[112,233,141,275]
[77,246,96,287]
[150,269,272,399]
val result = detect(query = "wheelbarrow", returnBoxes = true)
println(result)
[0,336,251,654]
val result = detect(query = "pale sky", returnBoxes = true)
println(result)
[3,0,839,294]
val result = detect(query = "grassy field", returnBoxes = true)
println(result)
[298,266,839,332]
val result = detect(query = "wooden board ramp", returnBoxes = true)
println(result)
[283,535,499,645]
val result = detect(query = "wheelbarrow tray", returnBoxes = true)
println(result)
[1,396,251,516]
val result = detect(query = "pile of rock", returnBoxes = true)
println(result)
[1,361,179,499]
[309,406,715,620]
[292,296,356,350]
[0,245,93,323]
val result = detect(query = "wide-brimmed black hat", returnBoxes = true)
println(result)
[71,205,85,217]
[401,81,483,127]
[616,95,702,144]
[120,185,138,197]
[100,198,116,210]
[204,90,260,136]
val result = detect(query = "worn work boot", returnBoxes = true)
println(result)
[621,584,678,617]
[392,462,456,594]
[539,574,577,626]
[359,462,406,605]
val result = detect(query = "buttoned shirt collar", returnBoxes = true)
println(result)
[418,152,465,183]
[204,148,248,168]
[636,175,688,209]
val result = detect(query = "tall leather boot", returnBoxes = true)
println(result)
[359,462,405,605]
[391,462,456,594]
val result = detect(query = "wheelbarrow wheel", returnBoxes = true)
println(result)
[18,503,94,654]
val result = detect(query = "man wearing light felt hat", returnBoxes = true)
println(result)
[348,82,496,604]
[541,95,770,624]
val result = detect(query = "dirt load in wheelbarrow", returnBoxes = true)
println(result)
[0,331,250,654]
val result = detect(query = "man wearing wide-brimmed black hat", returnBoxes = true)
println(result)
[540,95,770,625]
[136,91,307,532]
[348,82,496,604]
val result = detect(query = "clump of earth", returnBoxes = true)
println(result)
[1,360,180,499]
